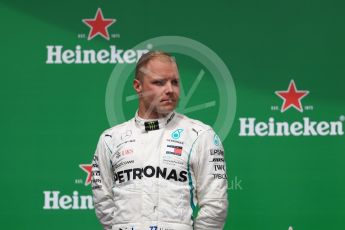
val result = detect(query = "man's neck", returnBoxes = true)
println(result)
[137,109,169,120]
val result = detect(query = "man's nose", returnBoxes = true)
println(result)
[165,82,173,93]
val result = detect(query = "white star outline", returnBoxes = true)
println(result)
[82,8,116,40]
[275,79,309,113]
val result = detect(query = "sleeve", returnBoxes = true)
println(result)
[92,134,115,230]
[192,129,229,230]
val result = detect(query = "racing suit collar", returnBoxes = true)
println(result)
[134,110,176,132]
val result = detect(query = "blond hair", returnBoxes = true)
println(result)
[135,51,176,81]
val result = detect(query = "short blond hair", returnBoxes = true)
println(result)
[135,51,176,81]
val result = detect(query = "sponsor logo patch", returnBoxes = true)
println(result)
[166,145,183,156]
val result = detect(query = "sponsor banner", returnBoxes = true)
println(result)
[239,80,345,137]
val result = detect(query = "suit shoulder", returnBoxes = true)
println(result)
[175,113,212,132]
[100,119,133,140]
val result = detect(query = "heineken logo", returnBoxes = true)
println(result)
[82,8,116,40]
[239,80,344,137]
[275,80,309,112]
[45,8,150,64]
[43,191,93,210]
[46,45,149,64]
[239,117,344,136]
[79,164,92,186]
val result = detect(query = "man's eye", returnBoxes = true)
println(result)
[153,81,165,85]
[172,80,179,86]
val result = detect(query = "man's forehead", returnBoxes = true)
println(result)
[147,57,177,68]
[142,59,179,79]
[149,55,175,62]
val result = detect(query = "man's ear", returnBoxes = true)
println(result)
[133,79,142,94]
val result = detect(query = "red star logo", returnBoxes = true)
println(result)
[275,80,309,112]
[79,164,92,186]
[82,8,116,40]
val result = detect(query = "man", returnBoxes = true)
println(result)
[92,51,228,230]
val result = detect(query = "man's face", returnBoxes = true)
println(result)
[134,58,180,118]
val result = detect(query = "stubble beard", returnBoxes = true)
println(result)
[140,97,178,119]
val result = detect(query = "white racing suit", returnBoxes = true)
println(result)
[92,111,228,230]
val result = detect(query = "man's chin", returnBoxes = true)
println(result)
[157,106,176,116]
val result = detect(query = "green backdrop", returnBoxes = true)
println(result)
[1,0,345,230]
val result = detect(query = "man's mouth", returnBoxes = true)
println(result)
[161,99,174,103]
